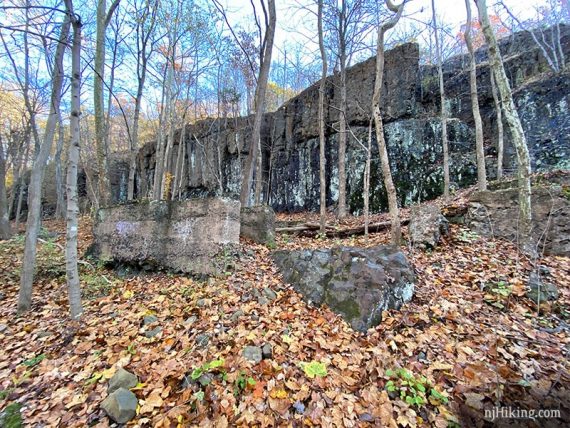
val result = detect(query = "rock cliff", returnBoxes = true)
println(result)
[20,25,568,217]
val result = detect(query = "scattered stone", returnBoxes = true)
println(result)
[273,245,415,332]
[409,204,449,249]
[196,299,207,307]
[261,343,273,360]
[36,331,52,338]
[230,310,244,322]
[292,401,305,414]
[144,326,162,338]
[257,296,270,306]
[0,324,8,334]
[527,271,559,303]
[143,315,158,325]
[251,314,260,322]
[195,334,210,348]
[108,368,138,393]
[101,388,138,424]
[242,346,263,364]
[184,315,198,326]
[197,373,214,387]
[263,288,277,301]
[0,292,5,301]
[359,413,374,422]
[240,206,276,244]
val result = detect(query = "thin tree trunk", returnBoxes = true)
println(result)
[94,0,121,207]
[15,141,30,231]
[239,0,276,207]
[0,135,11,240]
[318,0,327,234]
[337,1,348,219]
[153,63,169,199]
[55,115,66,219]
[476,0,533,255]
[364,121,372,239]
[372,0,404,245]
[490,69,504,179]
[18,15,71,314]
[432,0,450,199]
[254,138,263,204]
[464,0,487,191]
[65,1,84,319]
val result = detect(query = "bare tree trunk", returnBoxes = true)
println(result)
[0,135,11,240]
[476,0,533,255]
[18,15,71,314]
[55,115,66,219]
[431,0,450,199]
[94,0,121,207]
[364,121,372,239]
[153,63,169,199]
[464,0,487,191]
[337,1,348,219]
[173,123,186,199]
[490,69,504,179]
[239,0,276,207]
[372,0,404,245]
[318,0,327,234]
[14,141,30,231]
[254,138,263,204]
[65,0,84,319]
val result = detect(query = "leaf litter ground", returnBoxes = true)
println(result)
[0,198,568,427]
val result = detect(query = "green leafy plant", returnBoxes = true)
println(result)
[22,353,46,368]
[190,358,225,381]
[234,370,256,396]
[299,361,327,379]
[385,368,448,407]
[483,280,512,309]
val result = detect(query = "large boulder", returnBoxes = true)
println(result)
[91,198,240,274]
[240,206,276,244]
[466,176,570,256]
[409,204,449,249]
[273,246,415,332]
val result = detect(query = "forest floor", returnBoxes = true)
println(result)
[0,193,569,427]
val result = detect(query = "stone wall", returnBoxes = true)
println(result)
[465,172,570,256]
[91,198,240,274]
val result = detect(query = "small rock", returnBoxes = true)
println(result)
[251,314,260,322]
[263,288,277,301]
[101,388,138,424]
[292,400,305,414]
[242,346,262,364]
[195,333,210,348]
[144,326,162,338]
[230,310,244,322]
[417,351,427,362]
[251,288,261,298]
[257,296,269,306]
[36,331,52,338]
[108,368,138,393]
[0,324,8,334]
[0,292,5,301]
[184,315,198,326]
[143,315,158,325]
[527,271,559,303]
[198,373,213,387]
[196,299,207,307]
[359,413,374,422]
[261,343,273,360]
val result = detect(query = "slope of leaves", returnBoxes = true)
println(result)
[0,204,568,427]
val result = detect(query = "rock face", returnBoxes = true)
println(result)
[91,198,240,274]
[129,25,569,215]
[273,246,415,332]
[240,206,276,244]
[409,204,450,249]
[465,172,570,256]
